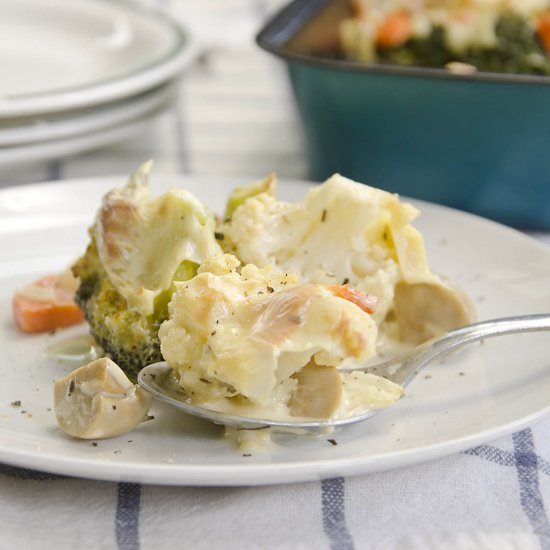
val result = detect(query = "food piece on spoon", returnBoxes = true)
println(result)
[53,357,152,439]
[159,254,403,422]
[12,270,84,333]
[220,173,475,347]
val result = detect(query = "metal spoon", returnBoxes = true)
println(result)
[138,314,550,432]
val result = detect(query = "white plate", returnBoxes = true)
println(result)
[1,175,550,486]
[0,111,167,168]
[0,83,176,147]
[0,0,195,118]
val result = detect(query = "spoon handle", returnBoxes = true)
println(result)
[395,313,550,386]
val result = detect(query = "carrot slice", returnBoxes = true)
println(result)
[12,275,84,333]
[376,10,412,48]
[538,12,550,54]
[328,285,378,314]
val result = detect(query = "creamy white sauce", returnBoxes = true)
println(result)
[224,427,276,454]
[45,334,101,364]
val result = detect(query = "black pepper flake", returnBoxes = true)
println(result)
[10,400,21,407]
[211,330,217,336]
[342,278,349,285]
[321,209,327,222]
[459,372,465,376]
[327,439,338,446]
[68,378,76,396]
[112,404,117,410]
[128,440,133,443]
[20,410,27,414]
[214,231,225,241]
[266,286,274,293]
[113,450,121,454]
[46,407,51,412]
[242,453,252,457]
[199,378,212,384]
[90,442,98,447]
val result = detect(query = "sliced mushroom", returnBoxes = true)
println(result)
[288,361,343,418]
[53,357,152,439]
[393,278,476,344]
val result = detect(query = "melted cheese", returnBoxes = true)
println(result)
[158,254,403,420]
[94,162,222,315]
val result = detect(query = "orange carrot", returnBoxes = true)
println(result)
[328,285,378,314]
[376,9,412,48]
[12,275,84,333]
[538,12,550,54]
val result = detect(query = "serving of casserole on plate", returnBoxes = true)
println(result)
[1,172,550,485]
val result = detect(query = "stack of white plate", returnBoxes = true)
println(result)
[0,0,196,168]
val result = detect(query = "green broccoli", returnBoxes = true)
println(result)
[72,238,197,380]
[377,13,550,75]
[70,163,221,380]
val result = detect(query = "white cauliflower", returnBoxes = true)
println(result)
[94,161,222,315]
[220,174,474,344]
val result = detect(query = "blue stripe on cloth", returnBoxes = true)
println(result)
[321,477,355,550]
[463,444,516,466]
[0,464,65,481]
[464,444,550,479]
[540,458,550,478]
[116,482,141,550]
[513,429,550,550]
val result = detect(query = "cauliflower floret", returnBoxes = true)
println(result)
[220,174,475,345]
[94,161,222,316]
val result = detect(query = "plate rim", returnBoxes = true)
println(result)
[0,0,197,118]
[0,83,176,147]
[0,116,165,168]
[0,398,548,486]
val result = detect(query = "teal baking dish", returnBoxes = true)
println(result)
[257,0,550,229]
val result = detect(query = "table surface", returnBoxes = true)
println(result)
[1,1,549,549]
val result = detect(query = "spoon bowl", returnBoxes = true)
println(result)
[138,314,550,431]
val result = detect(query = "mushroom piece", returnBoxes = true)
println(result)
[53,357,153,439]
[393,278,476,344]
[288,361,343,418]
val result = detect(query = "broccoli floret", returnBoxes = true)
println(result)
[72,239,198,380]
[72,240,162,380]
[463,13,550,75]
[70,162,221,380]
[224,174,276,221]
[377,13,550,75]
